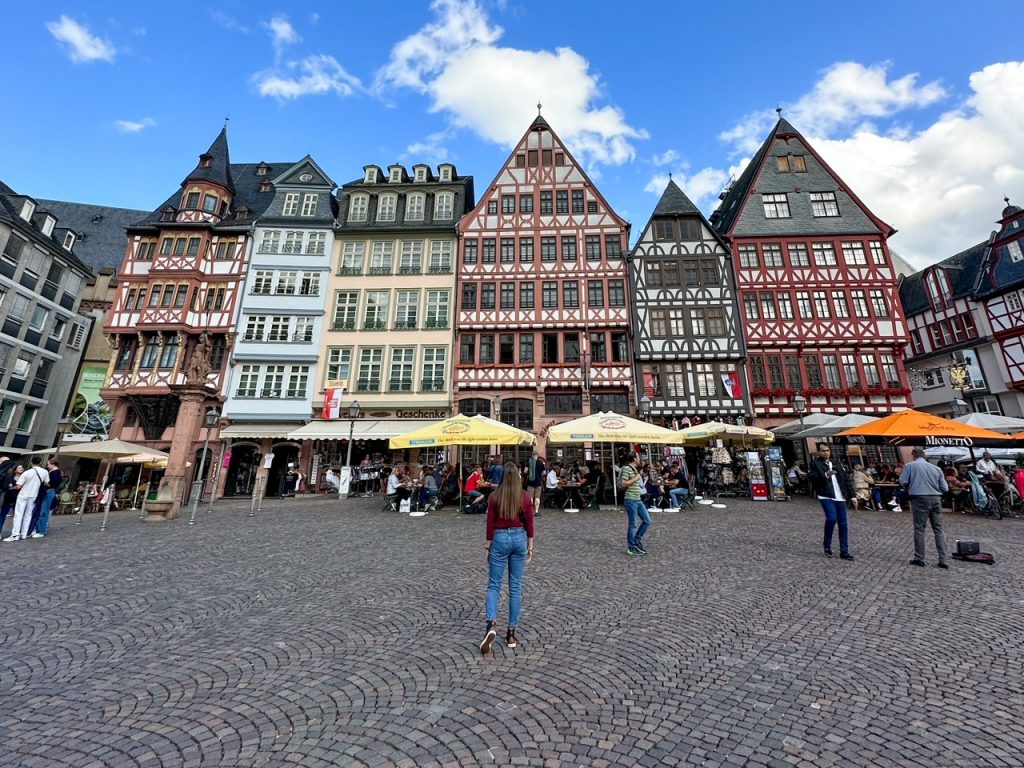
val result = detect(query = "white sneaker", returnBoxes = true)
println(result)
[30,532,44,538]
[2,535,20,542]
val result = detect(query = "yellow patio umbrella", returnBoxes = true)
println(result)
[674,421,775,445]
[547,411,679,444]
[389,414,536,449]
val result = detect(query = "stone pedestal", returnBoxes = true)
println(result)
[145,385,214,520]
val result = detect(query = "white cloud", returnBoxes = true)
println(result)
[114,118,156,133]
[651,149,680,167]
[717,61,1024,268]
[254,54,362,100]
[209,11,248,33]
[263,15,300,58]
[46,16,115,63]
[376,0,646,168]
[644,166,733,212]
[404,130,453,164]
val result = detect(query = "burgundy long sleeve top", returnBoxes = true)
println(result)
[486,495,535,541]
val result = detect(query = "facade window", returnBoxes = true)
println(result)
[337,244,363,276]
[645,262,662,287]
[556,191,569,214]
[586,235,601,260]
[0,401,15,431]
[545,393,582,414]
[519,238,534,263]
[502,195,515,214]
[680,219,701,241]
[542,282,558,309]
[299,272,320,296]
[649,309,667,337]
[301,194,318,216]
[921,368,944,388]
[286,365,309,397]
[792,155,807,172]
[214,238,238,259]
[784,355,802,389]
[564,333,580,363]
[925,270,953,310]
[851,290,869,317]
[460,335,476,364]
[804,355,822,388]
[185,191,201,209]
[480,283,495,310]
[348,194,368,222]
[479,334,495,364]
[139,335,160,368]
[463,239,478,265]
[425,289,449,328]
[364,291,389,328]
[588,201,598,213]
[861,354,882,386]
[572,190,584,213]
[159,334,180,369]
[654,221,674,241]
[796,291,812,317]
[500,283,515,309]
[357,349,384,391]
[422,347,446,390]
[561,236,577,261]
[283,231,303,254]
[562,281,579,308]
[760,293,777,320]
[608,280,625,307]
[590,332,607,363]
[283,193,300,216]
[812,242,837,266]
[428,244,452,274]
[909,329,924,357]
[813,292,831,318]
[406,193,425,221]
[462,284,477,311]
[605,235,622,258]
[788,242,810,267]
[841,354,860,387]
[973,395,1002,415]
[487,201,498,215]
[778,293,794,319]
[540,192,552,215]
[541,237,556,262]
[870,290,889,317]
[743,293,759,320]
[332,291,359,330]
[377,194,397,222]
[370,242,394,272]
[274,271,297,295]
[520,333,534,363]
[767,356,784,388]
[611,332,628,362]
[520,195,533,214]
[776,156,790,172]
[434,192,454,220]
[499,333,515,364]
[1,233,26,264]
[869,241,886,265]
[762,244,784,267]
[395,290,420,328]
[842,241,867,266]
[810,192,840,217]
[762,193,790,218]
[588,280,604,308]
[137,239,157,260]
[388,348,415,391]
[738,244,759,268]
[399,241,423,274]
[519,282,534,309]
[482,238,496,263]
[694,363,718,397]
[542,333,559,364]
[500,238,515,263]
[326,348,352,387]
[267,316,290,342]
[236,365,259,397]
[832,291,850,318]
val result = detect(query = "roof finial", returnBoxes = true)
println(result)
[1005,195,1011,206]
[775,106,783,117]
[224,115,230,129]
[537,101,542,117]
[668,172,673,181]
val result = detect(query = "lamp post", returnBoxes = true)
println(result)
[949,356,972,414]
[491,394,503,467]
[340,400,361,499]
[736,414,746,427]
[53,417,74,461]
[188,406,220,526]
[791,393,808,463]
[639,394,651,422]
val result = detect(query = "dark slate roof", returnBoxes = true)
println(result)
[898,239,988,315]
[36,199,149,273]
[182,127,235,194]
[652,179,701,217]
[0,180,91,275]
[134,161,298,230]
[709,119,783,234]
[335,169,476,232]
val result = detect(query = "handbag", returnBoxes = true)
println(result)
[399,498,411,515]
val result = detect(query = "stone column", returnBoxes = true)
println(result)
[144,385,209,520]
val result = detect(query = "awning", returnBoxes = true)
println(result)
[220,423,301,439]
[287,419,439,441]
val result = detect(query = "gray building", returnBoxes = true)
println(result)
[0,181,94,454]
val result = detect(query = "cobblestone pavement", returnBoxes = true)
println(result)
[1,494,1023,768]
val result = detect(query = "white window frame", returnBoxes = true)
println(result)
[282,193,300,216]
[399,241,423,274]
[364,291,389,328]
[388,347,415,390]
[377,194,397,222]
[236,365,259,397]
[761,193,790,218]
[275,271,297,295]
[406,193,425,221]
[340,242,364,273]
[17,405,37,432]
[348,194,369,222]
[286,365,310,398]
[326,347,352,387]
[425,290,449,328]
[435,192,454,220]
[252,271,274,295]
[332,291,359,329]
[357,348,384,391]
[262,365,285,397]
[842,241,867,266]
[244,315,267,341]
[0,400,14,430]
[301,193,318,216]
[306,231,326,255]
[810,192,840,217]
[421,347,446,390]
[395,290,419,328]
[369,242,393,272]
[299,271,320,296]
[428,241,452,271]
[267,316,290,342]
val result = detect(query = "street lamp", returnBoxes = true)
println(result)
[639,394,651,422]
[340,400,361,499]
[188,406,220,526]
[791,393,807,430]
[53,417,74,461]
[951,398,969,417]
[493,394,503,421]
[736,414,746,427]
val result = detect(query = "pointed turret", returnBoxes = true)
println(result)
[183,127,235,195]
[652,179,701,217]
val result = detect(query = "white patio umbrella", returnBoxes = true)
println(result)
[789,414,880,440]
[952,412,1024,433]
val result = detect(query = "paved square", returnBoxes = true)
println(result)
[1,496,1023,767]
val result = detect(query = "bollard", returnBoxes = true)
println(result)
[248,475,262,518]
[256,475,265,515]
[99,484,115,531]
[75,488,89,525]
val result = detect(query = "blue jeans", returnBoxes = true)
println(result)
[486,527,528,627]
[624,498,650,549]
[669,487,689,508]
[37,489,57,534]
[819,497,850,555]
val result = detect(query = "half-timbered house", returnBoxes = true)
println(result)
[710,117,912,427]
[630,180,748,424]
[455,113,632,461]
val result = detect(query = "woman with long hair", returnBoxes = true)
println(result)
[480,462,535,654]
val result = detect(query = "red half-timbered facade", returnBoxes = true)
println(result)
[101,129,291,511]
[979,201,1024,387]
[455,114,632,456]
[710,118,912,425]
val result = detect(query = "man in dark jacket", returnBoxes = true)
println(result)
[807,443,855,560]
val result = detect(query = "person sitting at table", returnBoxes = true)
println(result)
[850,463,876,510]
[419,466,439,507]
[465,465,491,512]
[668,461,690,508]
[786,461,806,494]
[323,468,340,492]
[544,463,566,507]
[486,457,504,486]
[975,451,1005,483]
[387,466,412,503]
[944,466,971,508]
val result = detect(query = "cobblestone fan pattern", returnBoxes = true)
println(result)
[1,497,1023,767]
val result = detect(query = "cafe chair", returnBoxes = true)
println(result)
[381,494,399,513]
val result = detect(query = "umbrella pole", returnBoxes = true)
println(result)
[131,469,142,510]
[611,442,617,510]
[98,466,112,532]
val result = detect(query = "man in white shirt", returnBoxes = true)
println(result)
[4,456,48,542]
[324,469,340,491]
[544,463,565,508]
[975,451,1004,482]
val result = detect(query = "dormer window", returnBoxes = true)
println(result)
[236,205,250,220]
[438,165,452,182]
[348,194,369,222]
[414,167,427,182]
[160,207,175,222]
[389,167,403,183]
[260,180,273,192]
[42,215,56,237]
[377,193,397,222]
[63,232,76,251]
[406,193,425,222]
[20,200,35,221]
[203,194,219,213]
[925,269,953,310]
[199,153,212,168]
[364,167,379,184]
[185,191,201,209]
[434,192,454,220]
[256,162,270,176]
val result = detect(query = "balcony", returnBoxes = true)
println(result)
[241,332,262,342]
[427,264,452,274]
[420,378,446,392]
[257,244,279,254]
[331,319,356,331]
[363,320,386,331]
[292,332,315,343]
[393,320,417,330]
[338,266,363,276]
[355,379,380,392]
[424,318,449,330]
[281,243,304,254]
[368,266,391,276]
[388,378,413,392]
[261,389,282,398]
[398,265,421,275]
[284,389,307,398]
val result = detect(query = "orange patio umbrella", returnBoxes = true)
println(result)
[834,409,1012,448]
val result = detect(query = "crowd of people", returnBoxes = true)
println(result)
[0,456,64,542]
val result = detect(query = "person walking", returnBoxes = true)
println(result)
[620,451,650,555]
[480,462,534,654]
[526,451,545,514]
[900,447,950,568]
[1,465,23,538]
[807,443,855,560]
[4,456,48,542]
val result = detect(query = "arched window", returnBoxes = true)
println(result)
[459,398,491,417]
[377,193,397,222]
[405,193,425,222]
[498,397,533,431]
[348,194,368,222]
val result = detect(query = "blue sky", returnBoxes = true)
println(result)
[4,1,1023,268]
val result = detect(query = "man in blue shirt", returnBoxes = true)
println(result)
[900,447,950,568]
[488,457,504,486]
